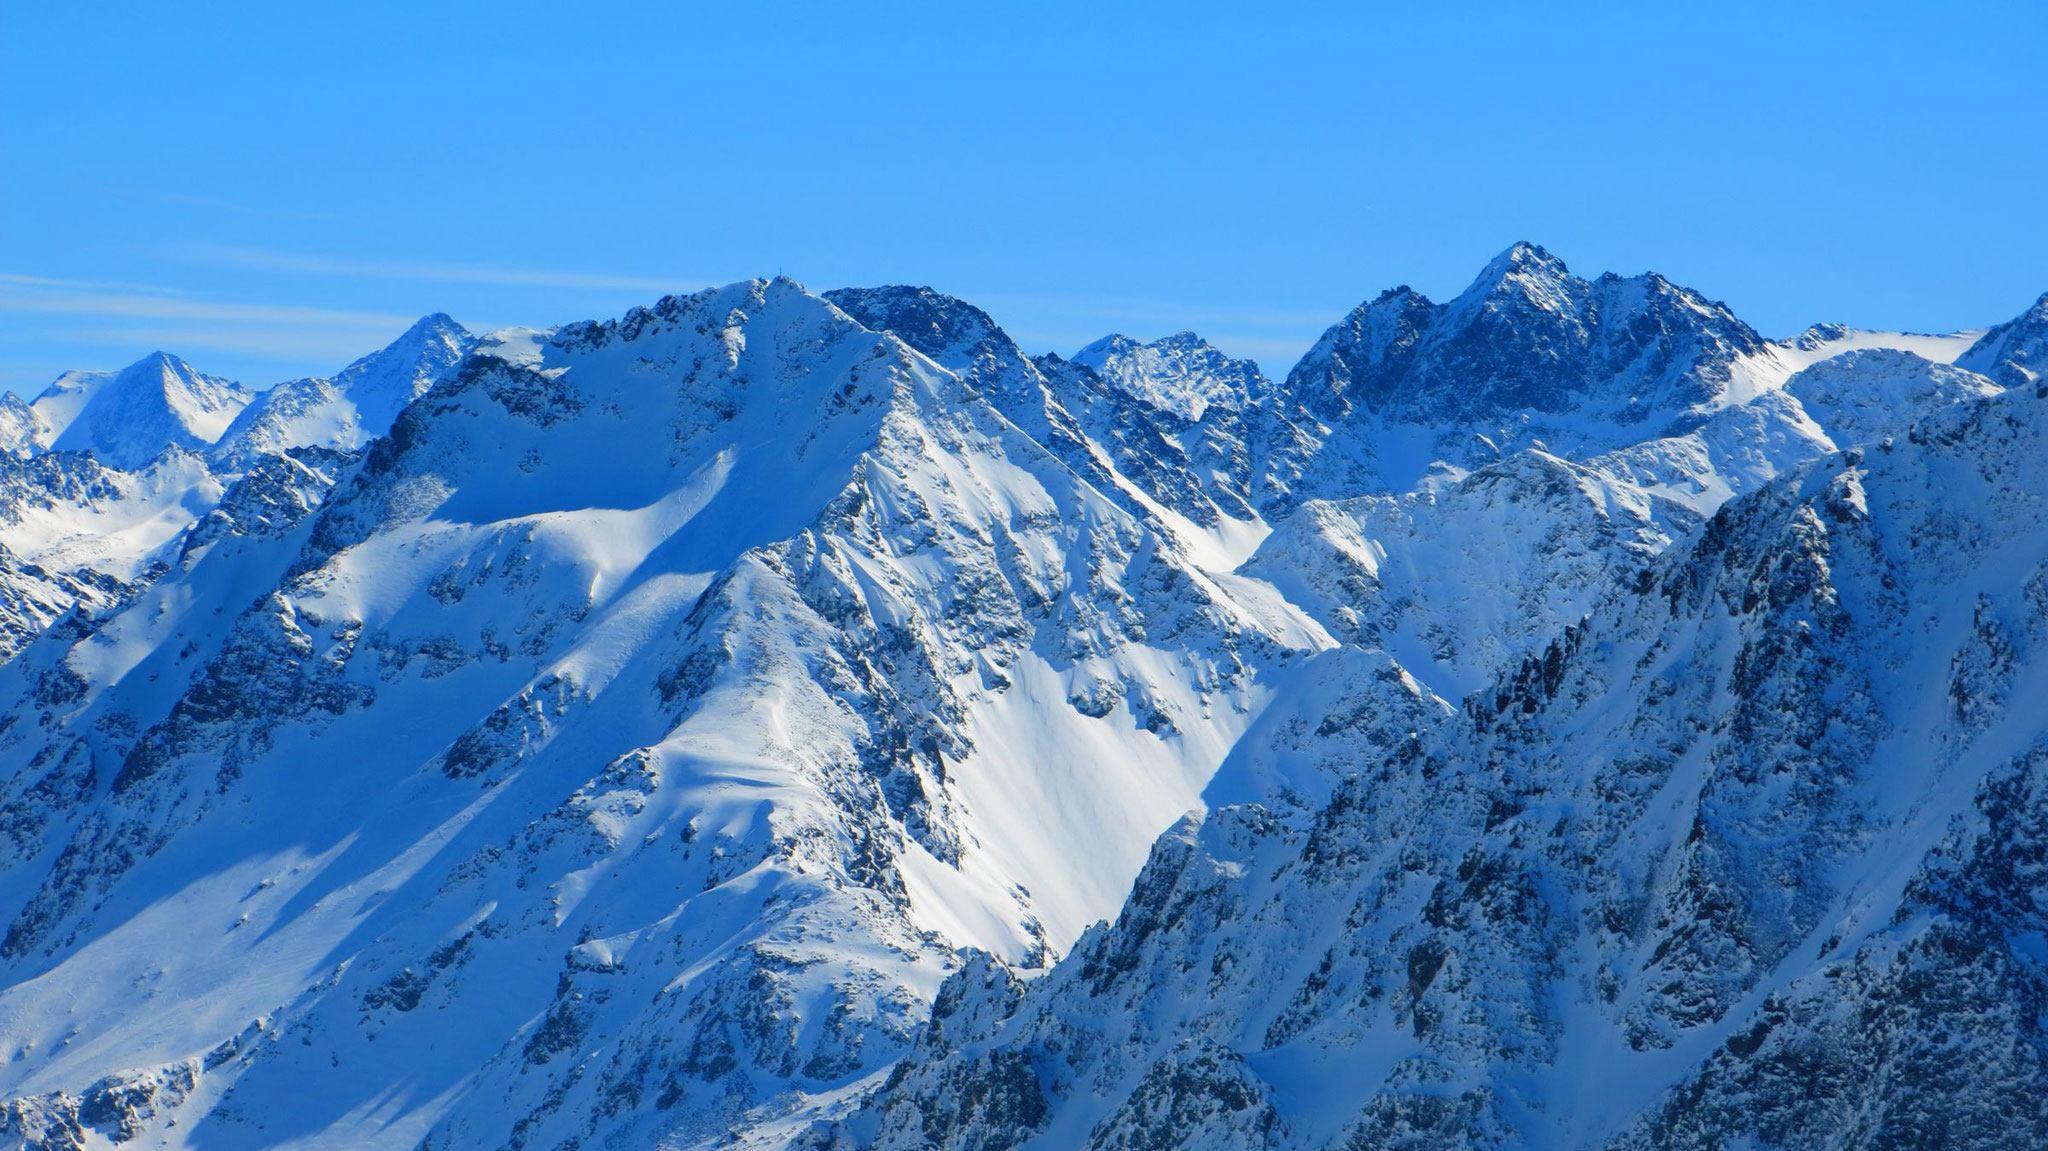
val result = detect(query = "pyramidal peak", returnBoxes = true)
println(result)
[1074,332,1143,357]
[34,349,252,469]
[331,311,478,424]
[1480,238,1572,280]
[1454,240,1584,318]
[344,311,469,369]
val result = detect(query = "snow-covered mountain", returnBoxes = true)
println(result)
[1957,289,2048,389]
[0,281,1331,1150]
[1072,331,1269,421]
[0,249,2039,1151]
[1258,243,1770,501]
[33,353,252,471]
[818,375,2048,1151]
[214,313,475,466]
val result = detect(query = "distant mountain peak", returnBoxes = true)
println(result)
[1487,239,1568,274]
[1457,240,1583,317]
[210,314,477,469]
[1285,245,1763,448]
[1072,329,1268,421]
[400,311,463,338]
[1793,322,1854,350]
[332,312,476,423]
[33,350,251,470]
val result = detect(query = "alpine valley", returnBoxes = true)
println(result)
[0,245,2041,1151]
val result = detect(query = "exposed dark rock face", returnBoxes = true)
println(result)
[1288,243,1764,429]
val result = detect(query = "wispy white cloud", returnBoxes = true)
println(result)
[170,242,708,294]
[0,284,415,329]
[0,274,429,386]
[0,272,187,295]
[49,325,410,364]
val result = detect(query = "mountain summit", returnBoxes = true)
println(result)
[1072,330,1268,421]
[1289,241,1764,431]
[35,351,253,469]
[1958,288,2048,389]
[213,313,477,465]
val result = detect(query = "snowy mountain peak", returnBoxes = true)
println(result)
[1439,241,1602,334]
[1071,329,1269,420]
[1464,239,1577,307]
[1792,321,1854,350]
[35,350,252,469]
[212,313,477,468]
[1074,332,1141,358]
[337,311,469,376]
[1958,288,2048,389]
[330,311,476,426]
[1285,245,1764,442]
[820,283,1058,420]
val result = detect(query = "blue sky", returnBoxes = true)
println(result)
[4,1,2044,392]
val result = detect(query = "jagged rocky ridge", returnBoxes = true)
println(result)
[814,371,2048,1151]
[0,249,2039,1150]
